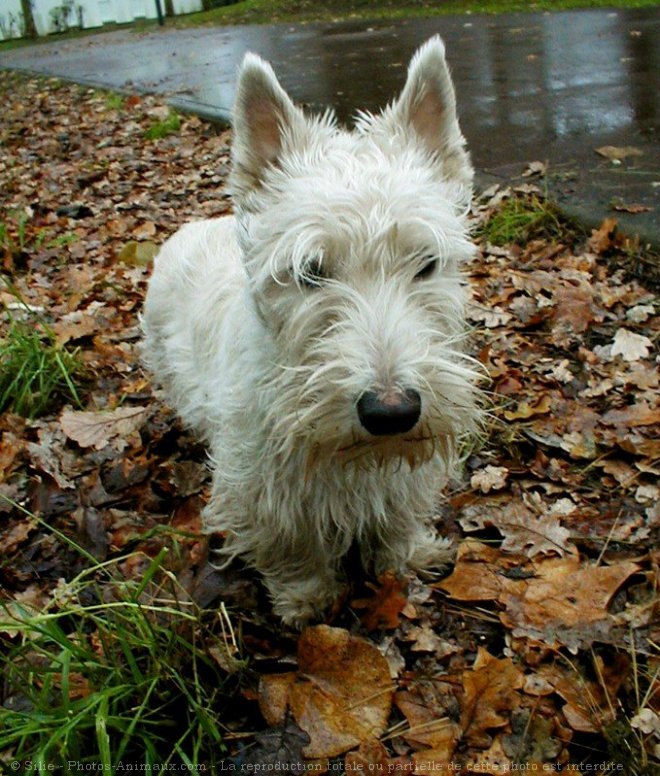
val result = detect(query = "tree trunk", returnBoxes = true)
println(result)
[164,0,175,16]
[20,0,38,39]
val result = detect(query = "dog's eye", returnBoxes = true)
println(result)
[298,258,326,289]
[414,257,438,280]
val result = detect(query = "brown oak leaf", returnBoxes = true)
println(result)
[460,648,524,747]
[395,681,461,770]
[352,571,408,630]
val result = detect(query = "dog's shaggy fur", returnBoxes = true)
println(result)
[142,36,481,625]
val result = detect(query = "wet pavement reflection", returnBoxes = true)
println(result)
[1,8,657,238]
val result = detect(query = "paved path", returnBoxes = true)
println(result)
[1,8,658,243]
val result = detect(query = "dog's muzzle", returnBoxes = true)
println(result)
[357,388,421,436]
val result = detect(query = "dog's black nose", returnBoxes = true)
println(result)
[357,389,421,436]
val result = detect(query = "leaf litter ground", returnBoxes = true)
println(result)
[0,72,658,772]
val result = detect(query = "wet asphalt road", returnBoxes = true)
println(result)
[1,8,658,241]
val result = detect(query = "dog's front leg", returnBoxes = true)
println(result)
[365,511,454,578]
[255,536,342,627]
[264,566,344,628]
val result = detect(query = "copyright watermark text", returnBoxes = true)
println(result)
[9,764,206,773]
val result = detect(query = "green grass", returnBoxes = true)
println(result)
[0,20,144,52]
[0,210,29,255]
[105,91,124,110]
[171,0,660,27]
[144,110,181,140]
[0,522,239,766]
[0,214,83,418]
[1,209,77,258]
[0,210,85,417]
[0,301,84,418]
[479,193,566,246]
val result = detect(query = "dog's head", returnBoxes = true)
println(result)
[230,37,481,468]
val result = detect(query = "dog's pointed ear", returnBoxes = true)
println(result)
[231,53,304,201]
[393,36,473,188]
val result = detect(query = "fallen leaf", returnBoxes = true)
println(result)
[55,671,92,699]
[1,517,38,555]
[595,145,644,161]
[258,625,393,759]
[626,304,655,323]
[468,304,513,328]
[259,673,295,727]
[548,359,574,384]
[439,540,514,602]
[597,459,636,486]
[403,622,445,653]
[610,328,652,361]
[467,737,513,772]
[60,406,148,450]
[170,459,209,497]
[395,681,461,767]
[352,571,408,630]
[612,202,652,214]
[27,433,75,490]
[377,635,406,679]
[501,510,573,557]
[635,483,659,504]
[147,105,170,121]
[551,282,595,334]
[538,663,618,733]
[345,739,402,774]
[233,721,310,774]
[117,240,159,266]
[559,430,598,460]
[0,583,53,635]
[441,542,640,650]
[0,431,24,480]
[500,557,640,650]
[471,465,509,494]
[630,708,660,736]
[132,221,156,239]
[461,648,523,747]
[602,401,660,427]
[459,502,573,558]
[522,161,547,177]
[51,314,98,345]
[503,393,552,421]
[588,218,621,254]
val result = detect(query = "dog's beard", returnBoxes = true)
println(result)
[337,426,447,469]
[288,433,439,480]
[263,379,475,474]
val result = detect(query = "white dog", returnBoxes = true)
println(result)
[142,36,480,625]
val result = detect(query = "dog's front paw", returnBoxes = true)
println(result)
[374,532,455,577]
[407,533,455,571]
[269,577,344,629]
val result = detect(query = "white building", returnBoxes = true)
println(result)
[0,0,204,40]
